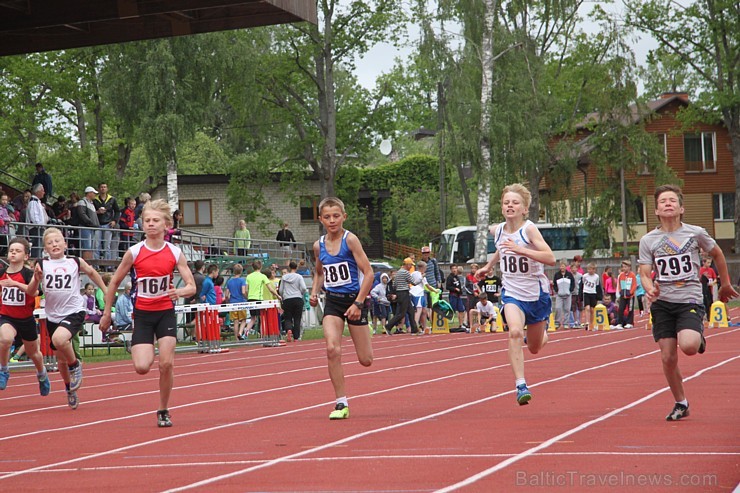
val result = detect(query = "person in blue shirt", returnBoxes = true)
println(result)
[114,282,134,329]
[225,264,248,339]
[200,264,218,305]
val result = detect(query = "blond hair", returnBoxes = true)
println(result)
[318,197,346,215]
[143,199,173,227]
[501,183,532,211]
[42,227,64,244]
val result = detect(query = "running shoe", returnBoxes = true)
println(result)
[329,403,349,420]
[698,335,706,354]
[625,324,633,329]
[39,374,51,396]
[67,390,79,410]
[157,409,173,428]
[69,362,83,391]
[666,402,689,421]
[0,370,8,390]
[516,384,532,405]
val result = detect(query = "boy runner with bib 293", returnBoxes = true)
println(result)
[309,197,374,420]
[476,184,556,405]
[28,228,108,409]
[100,200,196,427]
[0,237,50,395]
[638,185,737,421]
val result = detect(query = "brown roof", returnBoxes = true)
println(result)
[0,0,317,57]
[575,93,689,130]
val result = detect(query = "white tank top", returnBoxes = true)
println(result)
[42,257,84,323]
[494,220,549,302]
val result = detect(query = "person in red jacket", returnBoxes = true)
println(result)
[616,260,637,328]
[118,197,137,257]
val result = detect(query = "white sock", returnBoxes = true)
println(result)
[37,369,47,381]
[336,396,348,407]
[515,378,526,388]
[677,399,688,407]
[0,365,8,372]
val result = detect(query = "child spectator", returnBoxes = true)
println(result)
[225,264,248,340]
[603,266,617,300]
[603,294,617,328]
[616,260,637,329]
[580,263,602,329]
[214,276,225,304]
[471,293,497,332]
[200,264,218,305]
[552,261,574,330]
[370,272,391,334]
[569,261,583,328]
[477,267,501,304]
[83,282,102,324]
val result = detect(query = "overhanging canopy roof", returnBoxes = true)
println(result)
[0,0,316,57]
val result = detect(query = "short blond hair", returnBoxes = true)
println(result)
[143,199,173,227]
[318,197,346,215]
[501,183,532,211]
[42,227,65,244]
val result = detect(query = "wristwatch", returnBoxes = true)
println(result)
[353,301,364,309]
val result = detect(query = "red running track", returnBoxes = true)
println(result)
[1,310,738,493]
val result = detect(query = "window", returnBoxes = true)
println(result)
[713,193,735,220]
[300,195,320,222]
[179,200,212,226]
[684,132,716,172]
[631,197,646,223]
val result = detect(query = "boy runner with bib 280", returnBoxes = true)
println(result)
[100,199,196,427]
[638,185,737,421]
[476,184,556,405]
[0,237,50,395]
[28,228,107,409]
[309,197,374,420]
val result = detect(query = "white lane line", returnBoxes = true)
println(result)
[0,332,647,441]
[434,354,740,493]
[0,334,656,481]
[3,451,737,474]
[159,348,671,492]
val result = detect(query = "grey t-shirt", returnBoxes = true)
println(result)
[638,223,716,304]
[278,272,307,301]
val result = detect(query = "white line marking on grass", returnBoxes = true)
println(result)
[433,354,740,493]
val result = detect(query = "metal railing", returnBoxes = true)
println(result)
[4,221,311,269]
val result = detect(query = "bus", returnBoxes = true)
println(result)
[435,223,608,264]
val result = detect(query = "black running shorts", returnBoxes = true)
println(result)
[132,308,178,346]
[46,311,86,350]
[0,315,38,342]
[323,291,368,326]
[650,300,704,342]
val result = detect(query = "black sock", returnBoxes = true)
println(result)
[68,360,79,370]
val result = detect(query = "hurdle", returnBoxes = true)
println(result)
[176,300,282,351]
[35,312,58,372]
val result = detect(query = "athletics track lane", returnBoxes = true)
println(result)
[0,316,738,492]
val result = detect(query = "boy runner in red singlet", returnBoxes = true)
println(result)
[309,197,374,419]
[0,237,50,395]
[28,228,107,409]
[100,199,196,427]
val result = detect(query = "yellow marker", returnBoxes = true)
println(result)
[592,302,609,331]
[646,312,652,331]
[547,312,557,332]
[708,301,729,328]
[431,310,450,334]
[494,306,504,333]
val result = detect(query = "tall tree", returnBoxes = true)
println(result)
[625,0,740,252]
[259,0,404,198]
